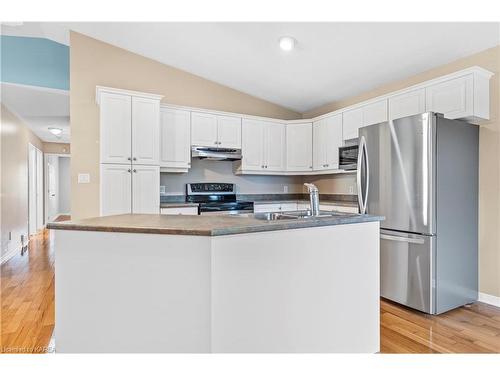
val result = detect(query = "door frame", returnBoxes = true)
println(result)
[44,153,71,224]
[28,143,44,235]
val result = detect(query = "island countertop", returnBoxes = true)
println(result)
[47,213,383,236]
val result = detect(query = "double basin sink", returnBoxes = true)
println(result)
[244,210,360,222]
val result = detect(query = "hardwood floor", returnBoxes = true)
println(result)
[1,228,499,353]
[381,298,500,353]
[1,230,55,353]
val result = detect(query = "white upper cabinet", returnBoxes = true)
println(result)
[160,108,191,171]
[363,100,388,126]
[313,114,342,171]
[241,119,285,172]
[100,164,132,216]
[191,112,218,147]
[131,165,160,214]
[425,75,473,120]
[342,99,387,140]
[132,96,160,165]
[265,122,286,171]
[286,122,312,172]
[99,92,132,164]
[97,87,162,166]
[342,107,363,141]
[217,116,242,148]
[241,119,265,171]
[191,112,242,148]
[389,88,426,120]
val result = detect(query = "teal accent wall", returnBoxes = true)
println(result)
[0,35,69,90]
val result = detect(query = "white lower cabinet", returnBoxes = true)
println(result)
[160,206,199,215]
[286,122,312,172]
[319,204,359,214]
[100,164,132,216]
[254,202,298,213]
[132,165,160,214]
[101,164,159,216]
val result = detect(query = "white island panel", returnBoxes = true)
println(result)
[211,222,380,353]
[55,230,212,353]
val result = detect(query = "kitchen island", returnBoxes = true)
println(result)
[48,212,383,353]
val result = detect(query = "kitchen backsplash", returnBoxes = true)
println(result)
[160,159,304,195]
[160,159,357,196]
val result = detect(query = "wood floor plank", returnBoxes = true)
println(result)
[2,228,500,354]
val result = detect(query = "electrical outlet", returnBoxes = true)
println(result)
[348,185,354,194]
[283,185,288,193]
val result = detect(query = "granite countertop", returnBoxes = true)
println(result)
[47,213,383,237]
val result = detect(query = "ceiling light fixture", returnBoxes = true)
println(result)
[279,36,296,51]
[48,127,63,137]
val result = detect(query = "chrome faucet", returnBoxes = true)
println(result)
[304,183,320,216]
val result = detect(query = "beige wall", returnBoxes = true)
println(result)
[1,104,43,259]
[303,46,500,298]
[70,31,300,220]
[43,142,70,154]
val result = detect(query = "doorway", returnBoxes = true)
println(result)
[44,154,71,223]
[28,143,44,235]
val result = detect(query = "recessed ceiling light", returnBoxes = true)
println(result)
[48,127,63,136]
[279,36,296,51]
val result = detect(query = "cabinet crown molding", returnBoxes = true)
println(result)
[96,86,164,105]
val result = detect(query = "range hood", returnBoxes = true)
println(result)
[191,146,242,161]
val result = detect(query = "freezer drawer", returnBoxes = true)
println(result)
[380,230,435,314]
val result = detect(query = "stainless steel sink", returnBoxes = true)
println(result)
[251,210,359,221]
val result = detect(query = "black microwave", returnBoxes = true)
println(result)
[339,145,358,170]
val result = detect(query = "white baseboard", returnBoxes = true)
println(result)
[1,246,20,265]
[478,292,500,308]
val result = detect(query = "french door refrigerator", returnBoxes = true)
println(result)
[358,112,478,314]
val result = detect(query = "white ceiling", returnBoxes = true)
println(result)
[1,83,70,142]
[2,22,499,113]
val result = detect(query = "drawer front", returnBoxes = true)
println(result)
[160,206,199,215]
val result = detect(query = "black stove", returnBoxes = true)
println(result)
[186,183,254,215]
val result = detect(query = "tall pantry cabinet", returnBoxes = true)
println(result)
[97,87,163,216]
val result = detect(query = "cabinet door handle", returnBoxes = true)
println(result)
[127,169,131,173]
[214,141,218,145]
[133,169,137,173]
[133,157,137,161]
[127,157,131,161]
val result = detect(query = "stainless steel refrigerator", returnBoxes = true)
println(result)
[358,112,478,314]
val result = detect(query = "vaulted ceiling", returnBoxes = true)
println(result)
[2,22,499,114]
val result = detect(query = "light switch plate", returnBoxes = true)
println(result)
[78,173,90,184]
[160,185,166,195]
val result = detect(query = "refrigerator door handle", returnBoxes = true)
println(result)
[380,233,425,245]
[357,135,369,214]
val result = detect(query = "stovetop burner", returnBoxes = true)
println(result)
[186,183,254,214]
